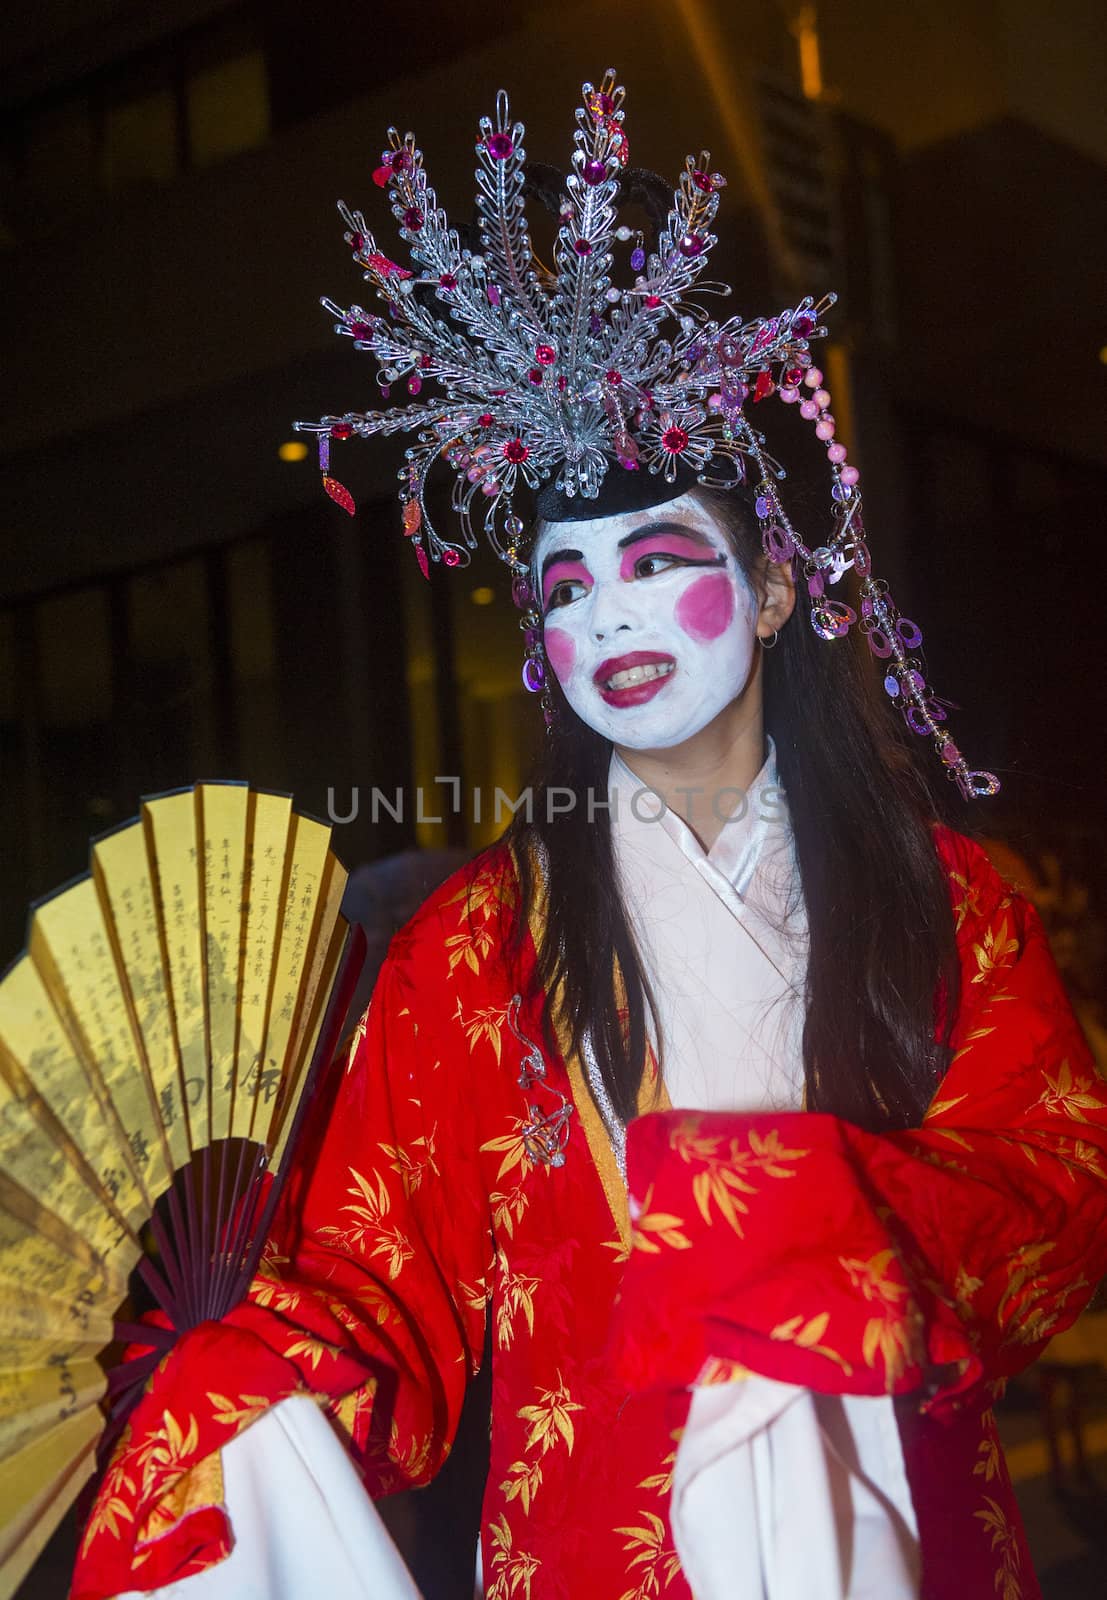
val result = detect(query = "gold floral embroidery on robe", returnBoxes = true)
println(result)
[840,1249,926,1387]
[378,1126,439,1194]
[78,1432,136,1554]
[454,996,512,1063]
[615,1511,682,1600]
[441,866,517,976]
[670,1122,810,1235]
[969,916,1020,986]
[630,1184,693,1254]
[947,868,984,933]
[973,1411,1002,1484]
[973,1495,1023,1600]
[204,1392,273,1431]
[769,1310,853,1375]
[486,1511,540,1600]
[500,1372,583,1514]
[1034,1060,1106,1124]
[316,1167,413,1279]
[494,1247,540,1351]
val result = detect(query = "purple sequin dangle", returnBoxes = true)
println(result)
[512,557,557,731]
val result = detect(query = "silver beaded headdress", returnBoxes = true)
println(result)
[294,69,999,800]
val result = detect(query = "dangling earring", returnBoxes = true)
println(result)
[758,629,780,650]
[511,556,558,730]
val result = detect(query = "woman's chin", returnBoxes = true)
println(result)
[611,696,759,764]
[612,720,712,757]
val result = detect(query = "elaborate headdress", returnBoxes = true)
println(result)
[294,69,998,801]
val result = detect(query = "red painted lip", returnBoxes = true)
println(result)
[593,650,677,708]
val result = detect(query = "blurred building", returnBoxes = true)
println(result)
[1,0,1105,962]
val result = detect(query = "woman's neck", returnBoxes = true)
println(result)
[614,697,767,853]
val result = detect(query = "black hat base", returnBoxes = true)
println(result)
[534,461,699,523]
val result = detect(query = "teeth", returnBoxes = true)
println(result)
[605,662,674,690]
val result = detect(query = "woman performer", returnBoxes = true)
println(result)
[73,70,1107,1600]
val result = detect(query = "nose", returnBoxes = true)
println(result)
[588,577,635,643]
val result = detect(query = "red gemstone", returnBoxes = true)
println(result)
[587,90,615,118]
[678,232,705,258]
[793,313,816,335]
[645,295,661,309]
[486,132,515,160]
[349,233,367,253]
[751,319,778,353]
[392,149,412,172]
[661,425,689,454]
[528,369,543,385]
[478,414,493,427]
[605,370,623,385]
[372,166,392,188]
[419,354,432,368]
[438,272,458,291]
[574,239,593,256]
[403,207,423,232]
[753,369,774,403]
[691,169,716,193]
[583,159,606,186]
[323,474,356,516]
[329,422,354,439]
[504,438,529,464]
[349,320,374,340]
[784,367,804,386]
[557,375,568,391]
[535,343,557,365]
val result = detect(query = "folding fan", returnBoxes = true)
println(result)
[0,783,366,1598]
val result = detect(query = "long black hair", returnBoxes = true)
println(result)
[500,483,961,1134]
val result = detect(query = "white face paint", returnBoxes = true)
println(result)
[532,493,759,749]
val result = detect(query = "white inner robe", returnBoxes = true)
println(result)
[113,1395,419,1600]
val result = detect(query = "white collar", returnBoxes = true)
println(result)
[608,736,788,902]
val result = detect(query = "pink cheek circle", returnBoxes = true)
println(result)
[674,572,736,642]
[542,626,576,684]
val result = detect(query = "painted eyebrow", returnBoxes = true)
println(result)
[539,547,585,589]
[616,519,720,552]
[539,520,719,587]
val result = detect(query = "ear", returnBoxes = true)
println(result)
[755,558,796,641]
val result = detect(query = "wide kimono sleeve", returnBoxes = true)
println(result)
[72,898,496,1600]
[610,829,1107,1414]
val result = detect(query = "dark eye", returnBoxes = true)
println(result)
[545,578,586,610]
[634,552,683,578]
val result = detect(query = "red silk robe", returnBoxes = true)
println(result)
[73,827,1107,1600]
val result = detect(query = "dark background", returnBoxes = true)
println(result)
[2,2,1105,1595]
